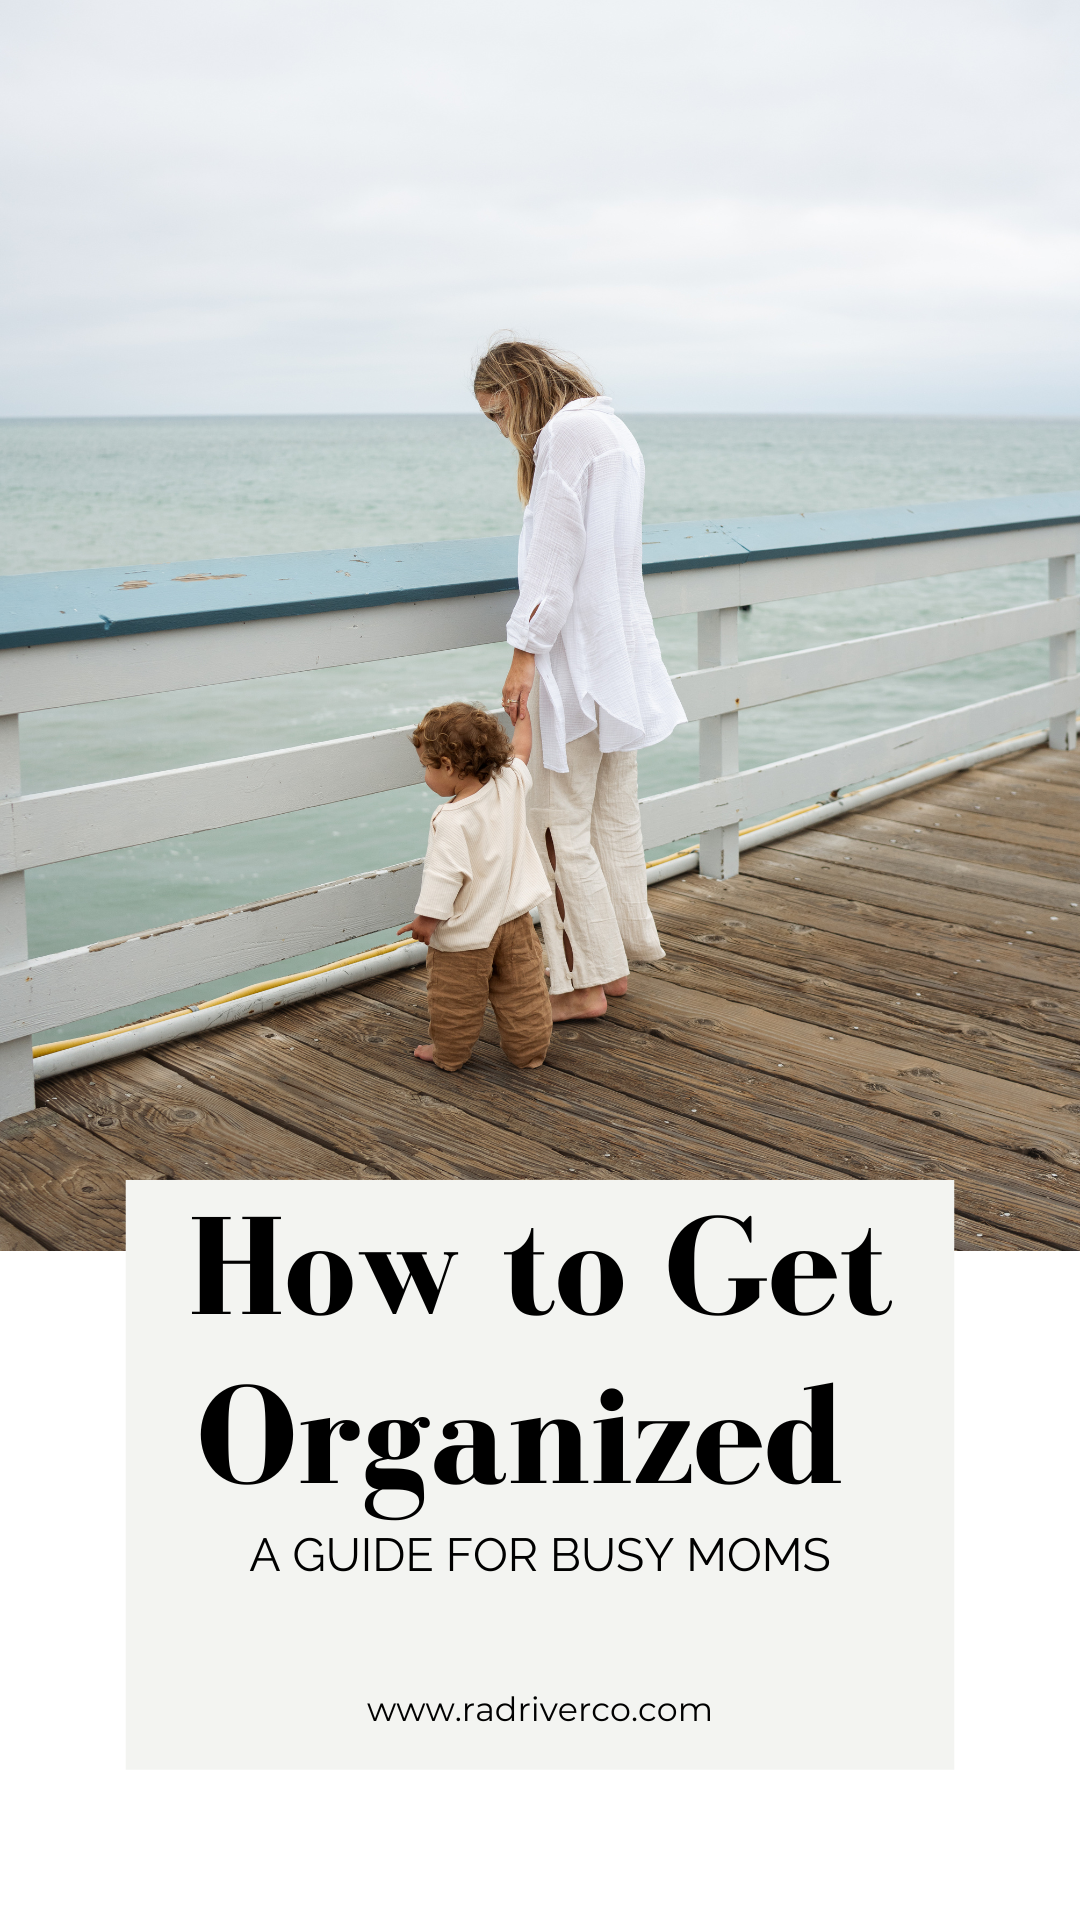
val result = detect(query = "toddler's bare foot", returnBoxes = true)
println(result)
[550,985,608,1022]
[603,975,629,997]
[413,1043,463,1070]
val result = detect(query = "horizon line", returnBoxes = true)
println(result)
[3,408,1080,425]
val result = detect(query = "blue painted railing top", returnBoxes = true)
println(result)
[3,491,1079,650]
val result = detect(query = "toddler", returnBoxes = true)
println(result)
[398,700,552,1071]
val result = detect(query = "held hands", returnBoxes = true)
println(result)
[397,915,441,946]
[501,647,536,723]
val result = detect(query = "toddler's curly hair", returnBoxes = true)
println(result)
[411,702,513,783]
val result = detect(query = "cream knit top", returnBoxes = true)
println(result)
[414,757,551,952]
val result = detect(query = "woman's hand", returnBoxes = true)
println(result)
[502,647,536,722]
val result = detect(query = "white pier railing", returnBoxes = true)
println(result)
[1,494,1077,1120]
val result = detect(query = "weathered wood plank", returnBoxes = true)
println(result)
[944,768,1080,824]
[751,837,1080,944]
[0,1107,160,1251]
[926,743,1080,796]
[966,743,1080,778]
[274,975,841,1182]
[954,1215,1053,1251]
[540,1010,1080,1247]
[40,1054,367,1181]
[149,1022,615,1182]
[351,967,1078,1245]
[603,967,1080,1169]
[818,810,1080,884]
[864,791,1076,860]
[654,927,1080,1078]
[653,882,1080,1042]
[650,926,1080,1096]
[792,821,1080,914]
[984,749,1080,786]
[595,975,1080,1203]
[264,989,674,1179]
[908,775,1080,838]
[0,1212,48,1250]
[279,979,884,1184]
[697,868,1080,992]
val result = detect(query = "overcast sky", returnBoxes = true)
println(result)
[2,0,1078,416]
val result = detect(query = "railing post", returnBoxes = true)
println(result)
[697,606,740,878]
[1048,554,1077,751]
[0,713,35,1120]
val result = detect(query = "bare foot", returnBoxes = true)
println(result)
[413,1043,463,1071]
[550,985,608,1022]
[602,975,629,997]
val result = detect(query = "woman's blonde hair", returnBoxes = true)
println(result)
[473,339,599,503]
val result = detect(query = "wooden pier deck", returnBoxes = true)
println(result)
[1,743,1077,1254]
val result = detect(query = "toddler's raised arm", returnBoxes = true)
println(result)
[511,707,533,765]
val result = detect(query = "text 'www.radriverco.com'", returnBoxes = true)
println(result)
[367,1698,711,1725]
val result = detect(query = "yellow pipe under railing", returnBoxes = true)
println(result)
[30,935,419,1058]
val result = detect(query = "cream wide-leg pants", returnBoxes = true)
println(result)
[526,685,665,994]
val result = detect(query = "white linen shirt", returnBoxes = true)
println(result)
[414,757,551,951]
[506,396,687,772]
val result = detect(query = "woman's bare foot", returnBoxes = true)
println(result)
[547,968,627,999]
[550,985,608,1021]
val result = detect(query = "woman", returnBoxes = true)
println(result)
[474,339,687,1021]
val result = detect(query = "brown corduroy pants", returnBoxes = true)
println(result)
[425,913,552,1071]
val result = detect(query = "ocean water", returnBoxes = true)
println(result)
[2,412,1078,1041]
